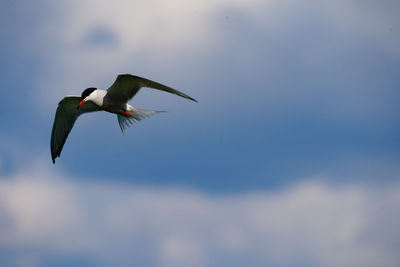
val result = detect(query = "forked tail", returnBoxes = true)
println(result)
[117,107,165,133]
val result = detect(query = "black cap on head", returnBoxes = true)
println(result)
[81,87,97,100]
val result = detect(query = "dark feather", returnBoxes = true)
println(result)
[106,74,197,103]
[50,96,101,163]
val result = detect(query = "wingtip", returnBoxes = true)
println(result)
[51,151,58,164]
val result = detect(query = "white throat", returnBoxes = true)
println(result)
[88,90,107,106]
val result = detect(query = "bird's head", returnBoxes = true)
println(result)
[78,87,97,108]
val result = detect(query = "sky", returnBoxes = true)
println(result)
[0,0,399,266]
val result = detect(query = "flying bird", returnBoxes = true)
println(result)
[50,74,197,164]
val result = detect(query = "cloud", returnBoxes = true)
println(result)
[31,0,267,107]
[0,161,399,267]
[81,25,118,48]
[22,0,398,130]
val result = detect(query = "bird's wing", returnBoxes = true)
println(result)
[50,96,101,164]
[106,74,197,103]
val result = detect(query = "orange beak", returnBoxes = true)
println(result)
[77,99,86,109]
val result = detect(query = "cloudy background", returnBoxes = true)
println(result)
[0,0,399,266]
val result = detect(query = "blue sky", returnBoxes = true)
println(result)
[0,0,399,266]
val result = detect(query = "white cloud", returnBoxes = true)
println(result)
[33,0,267,108]
[0,161,399,267]
[28,0,400,129]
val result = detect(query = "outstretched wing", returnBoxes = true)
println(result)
[50,96,101,164]
[106,74,197,103]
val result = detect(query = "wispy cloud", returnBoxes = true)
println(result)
[1,160,399,267]
[1,0,398,189]
[22,0,398,130]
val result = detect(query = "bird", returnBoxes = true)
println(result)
[50,74,197,164]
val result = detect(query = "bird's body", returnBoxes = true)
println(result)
[84,89,126,114]
[50,74,196,163]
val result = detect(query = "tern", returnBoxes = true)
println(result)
[50,74,196,164]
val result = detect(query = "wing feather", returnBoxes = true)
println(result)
[106,74,197,103]
[50,96,101,163]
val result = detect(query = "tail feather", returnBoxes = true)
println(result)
[117,108,164,133]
